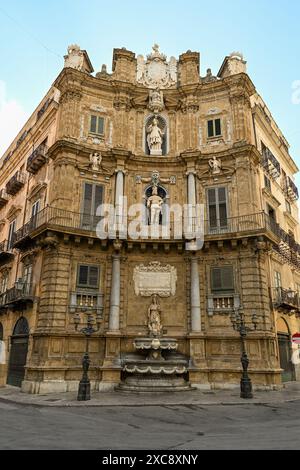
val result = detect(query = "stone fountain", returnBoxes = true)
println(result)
[117,294,191,392]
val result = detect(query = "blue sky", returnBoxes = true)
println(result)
[0,0,299,183]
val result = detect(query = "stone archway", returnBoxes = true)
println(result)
[277,317,295,382]
[7,317,29,387]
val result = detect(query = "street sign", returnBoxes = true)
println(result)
[292,333,300,344]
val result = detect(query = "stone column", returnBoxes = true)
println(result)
[115,170,125,234]
[187,171,196,237]
[190,256,201,332]
[109,254,121,331]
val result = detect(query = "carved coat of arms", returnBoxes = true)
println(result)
[136,44,177,89]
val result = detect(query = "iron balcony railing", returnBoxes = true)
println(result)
[0,282,34,307]
[5,171,26,196]
[261,147,281,179]
[0,188,9,207]
[12,207,281,246]
[284,176,299,201]
[0,239,14,256]
[26,143,48,174]
[272,287,300,312]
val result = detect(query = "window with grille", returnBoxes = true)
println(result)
[211,266,234,292]
[77,265,99,289]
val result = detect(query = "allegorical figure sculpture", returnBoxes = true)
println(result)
[89,152,102,171]
[146,117,164,155]
[208,155,222,174]
[147,186,163,225]
[148,294,163,337]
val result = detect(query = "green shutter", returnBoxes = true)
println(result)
[88,266,99,287]
[78,265,89,286]
[90,115,97,133]
[211,266,234,292]
[97,117,104,135]
[215,119,221,136]
[207,120,214,137]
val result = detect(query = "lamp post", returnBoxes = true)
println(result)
[230,308,258,399]
[74,310,102,401]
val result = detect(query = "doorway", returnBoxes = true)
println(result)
[7,317,29,387]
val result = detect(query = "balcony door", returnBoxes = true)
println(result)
[207,187,228,233]
[81,183,104,230]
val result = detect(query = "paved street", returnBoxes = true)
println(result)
[0,400,299,450]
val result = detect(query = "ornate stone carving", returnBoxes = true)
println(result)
[136,44,177,89]
[64,44,85,72]
[135,170,173,186]
[202,68,218,83]
[148,88,164,113]
[133,261,177,297]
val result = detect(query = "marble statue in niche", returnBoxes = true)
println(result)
[147,186,163,225]
[146,117,164,155]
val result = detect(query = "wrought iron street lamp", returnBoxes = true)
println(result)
[230,307,258,399]
[73,310,102,401]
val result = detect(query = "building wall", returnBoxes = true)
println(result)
[0,45,299,392]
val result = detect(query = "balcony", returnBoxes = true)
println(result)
[0,189,9,208]
[271,287,300,313]
[207,293,240,316]
[261,147,281,179]
[69,291,104,317]
[12,206,283,248]
[284,176,299,201]
[0,240,14,263]
[0,282,34,309]
[6,171,26,196]
[26,143,48,174]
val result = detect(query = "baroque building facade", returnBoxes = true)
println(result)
[0,44,299,393]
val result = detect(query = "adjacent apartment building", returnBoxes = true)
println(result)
[0,44,299,393]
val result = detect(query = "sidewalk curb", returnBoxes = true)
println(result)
[0,395,299,408]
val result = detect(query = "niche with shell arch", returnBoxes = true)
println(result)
[144,114,168,156]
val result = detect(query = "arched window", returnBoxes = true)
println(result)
[145,114,167,156]
[13,317,29,336]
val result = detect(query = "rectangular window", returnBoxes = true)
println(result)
[285,199,291,214]
[90,115,104,135]
[7,219,16,250]
[77,265,99,289]
[0,272,8,294]
[207,118,222,138]
[81,182,104,229]
[211,266,234,292]
[31,200,40,218]
[207,187,228,232]
[274,271,282,289]
[264,175,271,191]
